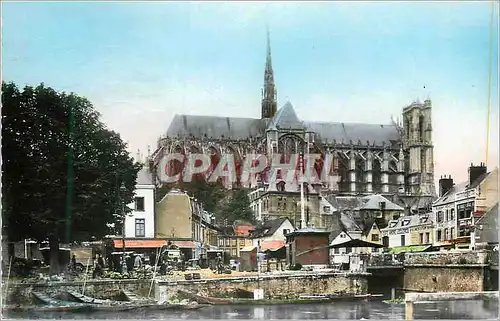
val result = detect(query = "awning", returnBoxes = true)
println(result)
[240,246,257,252]
[260,240,285,252]
[389,245,432,254]
[172,241,196,249]
[113,240,167,249]
[329,239,385,249]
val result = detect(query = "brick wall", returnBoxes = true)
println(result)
[294,235,330,266]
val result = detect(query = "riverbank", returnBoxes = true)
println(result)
[3,270,369,305]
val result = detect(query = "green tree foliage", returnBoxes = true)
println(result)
[218,188,254,224]
[1,82,141,252]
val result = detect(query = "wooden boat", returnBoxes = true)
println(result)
[325,293,384,301]
[30,292,93,312]
[177,290,232,305]
[65,290,115,305]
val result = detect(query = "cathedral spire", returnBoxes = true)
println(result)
[261,26,277,119]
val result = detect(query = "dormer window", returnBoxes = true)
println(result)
[401,219,411,226]
[276,181,286,192]
[389,221,397,228]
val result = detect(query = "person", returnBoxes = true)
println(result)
[71,254,77,271]
[134,254,142,269]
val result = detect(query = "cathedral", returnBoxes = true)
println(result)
[150,31,437,216]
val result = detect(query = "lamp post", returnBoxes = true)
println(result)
[120,183,127,274]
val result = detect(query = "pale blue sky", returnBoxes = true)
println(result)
[2,1,499,185]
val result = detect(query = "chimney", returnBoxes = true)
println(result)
[438,175,454,197]
[468,163,487,186]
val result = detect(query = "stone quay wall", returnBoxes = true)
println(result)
[5,279,153,305]
[404,250,489,266]
[404,266,485,293]
[155,272,369,302]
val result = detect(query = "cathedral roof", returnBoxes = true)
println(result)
[303,121,399,145]
[166,104,400,145]
[166,114,267,140]
[269,101,304,130]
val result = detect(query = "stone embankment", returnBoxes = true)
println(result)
[4,270,369,304]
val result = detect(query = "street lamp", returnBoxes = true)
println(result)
[120,183,127,274]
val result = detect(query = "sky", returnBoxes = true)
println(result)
[2,1,499,188]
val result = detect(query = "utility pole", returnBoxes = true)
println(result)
[120,183,128,273]
[65,99,75,245]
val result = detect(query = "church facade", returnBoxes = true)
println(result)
[150,33,437,210]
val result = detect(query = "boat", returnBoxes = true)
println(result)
[177,290,232,305]
[64,290,115,305]
[325,293,384,301]
[178,290,344,306]
[30,292,93,312]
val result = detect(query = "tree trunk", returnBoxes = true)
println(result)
[49,234,60,276]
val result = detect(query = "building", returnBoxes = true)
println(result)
[474,203,499,247]
[286,228,331,268]
[249,182,322,228]
[380,213,434,248]
[217,222,254,258]
[124,166,155,238]
[248,217,295,251]
[155,189,220,259]
[329,213,384,265]
[432,164,498,246]
[149,31,437,221]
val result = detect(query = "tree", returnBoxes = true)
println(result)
[1,82,141,274]
[218,188,254,224]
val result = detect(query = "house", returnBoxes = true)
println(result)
[474,203,499,248]
[248,217,295,252]
[380,213,434,249]
[286,228,330,268]
[329,212,384,264]
[432,164,498,247]
[326,194,404,230]
[217,222,254,258]
[125,166,155,238]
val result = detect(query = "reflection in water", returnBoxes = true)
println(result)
[5,300,498,320]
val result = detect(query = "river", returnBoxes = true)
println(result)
[4,300,498,320]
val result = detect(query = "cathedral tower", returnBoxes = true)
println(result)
[402,99,436,197]
[261,28,277,119]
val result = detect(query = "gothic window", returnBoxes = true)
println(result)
[355,158,365,192]
[419,115,425,142]
[276,181,286,192]
[278,135,301,163]
[372,158,382,193]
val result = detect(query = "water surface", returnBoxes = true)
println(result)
[5,300,498,320]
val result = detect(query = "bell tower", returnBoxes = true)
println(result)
[261,28,277,119]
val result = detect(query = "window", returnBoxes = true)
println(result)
[333,248,339,254]
[323,206,331,213]
[283,229,289,236]
[444,228,449,240]
[340,233,347,238]
[450,209,455,220]
[400,235,405,246]
[135,219,145,237]
[450,228,454,239]
[371,234,379,242]
[436,211,443,223]
[231,239,237,247]
[219,239,224,246]
[283,198,287,210]
[437,230,442,241]
[231,249,237,257]
[389,221,398,228]
[419,233,424,244]
[239,239,245,246]
[425,232,430,244]
[134,197,145,211]
[445,210,449,221]
[346,247,352,254]
[225,238,230,247]
[401,219,410,226]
